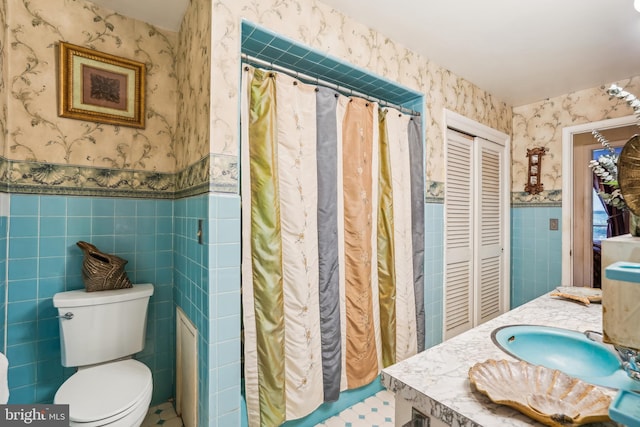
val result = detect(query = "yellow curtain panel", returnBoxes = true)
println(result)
[377,108,397,368]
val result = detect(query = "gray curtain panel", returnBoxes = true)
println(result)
[316,87,342,401]
[408,117,425,352]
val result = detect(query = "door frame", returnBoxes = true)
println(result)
[561,114,636,286]
[443,110,511,334]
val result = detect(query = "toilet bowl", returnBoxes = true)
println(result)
[52,284,155,427]
[54,359,152,427]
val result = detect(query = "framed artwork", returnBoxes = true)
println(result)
[58,41,145,128]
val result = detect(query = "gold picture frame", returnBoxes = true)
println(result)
[58,41,145,128]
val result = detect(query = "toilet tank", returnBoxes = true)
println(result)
[53,284,154,367]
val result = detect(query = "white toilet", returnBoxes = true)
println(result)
[53,283,154,427]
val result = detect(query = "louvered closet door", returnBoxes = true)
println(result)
[444,129,474,339]
[475,137,503,325]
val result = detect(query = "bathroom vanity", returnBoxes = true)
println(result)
[381,292,620,427]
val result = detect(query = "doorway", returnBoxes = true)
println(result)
[572,128,632,287]
[561,115,636,287]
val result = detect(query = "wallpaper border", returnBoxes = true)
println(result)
[210,153,238,194]
[511,190,562,207]
[424,181,563,207]
[1,160,528,203]
[0,155,236,199]
[426,180,444,204]
[175,155,210,199]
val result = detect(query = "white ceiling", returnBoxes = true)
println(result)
[88,0,188,34]
[89,0,640,106]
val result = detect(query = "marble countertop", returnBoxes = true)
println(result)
[381,292,619,427]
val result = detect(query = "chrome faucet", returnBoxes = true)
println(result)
[584,330,640,381]
[616,346,640,381]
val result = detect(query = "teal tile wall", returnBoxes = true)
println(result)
[173,194,210,426]
[511,206,562,308]
[173,193,241,427]
[241,22,422,110]
[208,193,241,427]
[6,194,174,405]
[424,202,444,349]
[4,191,242,423]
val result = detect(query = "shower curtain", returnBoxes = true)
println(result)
[241,65,425,427]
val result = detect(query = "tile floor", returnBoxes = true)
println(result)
[141,401,184,427]
[142,389,394,427]
[316,389,395,427]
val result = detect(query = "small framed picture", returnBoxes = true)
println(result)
[525,147,546,195]
[58,41,145,128]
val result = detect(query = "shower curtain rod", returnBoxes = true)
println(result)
[241,53,421,117]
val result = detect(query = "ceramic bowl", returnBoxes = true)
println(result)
[550,286,602,305]
[468,359,612,427]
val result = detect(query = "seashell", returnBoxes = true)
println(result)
[469,359,612,427]
[550,286,602,305]
[31,163,65,185]
[93,168,125,188]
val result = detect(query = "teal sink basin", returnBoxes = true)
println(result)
[492,325,640,391]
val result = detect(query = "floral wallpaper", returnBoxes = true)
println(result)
[1,0,179,196]
[0,0,511,197]
[4,0,634,201]
[211,0,512,196]
[512,75,640,204]
[176,0,210,172]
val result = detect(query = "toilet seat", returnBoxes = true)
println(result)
[66,388,151,427]
[54,359,152,425]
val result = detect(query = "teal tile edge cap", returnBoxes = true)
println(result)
[605,261,640,283]
[609,389,640,427]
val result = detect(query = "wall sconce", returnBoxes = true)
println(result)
[525,147,547,195]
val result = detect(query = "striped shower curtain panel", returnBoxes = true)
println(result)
[241,66,425,427]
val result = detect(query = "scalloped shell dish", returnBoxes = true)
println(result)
[469,359,612,427]
[550,286,602,305]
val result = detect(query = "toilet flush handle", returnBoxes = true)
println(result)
[57,312,74,320]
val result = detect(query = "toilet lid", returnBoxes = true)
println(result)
[54,359,152,423]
